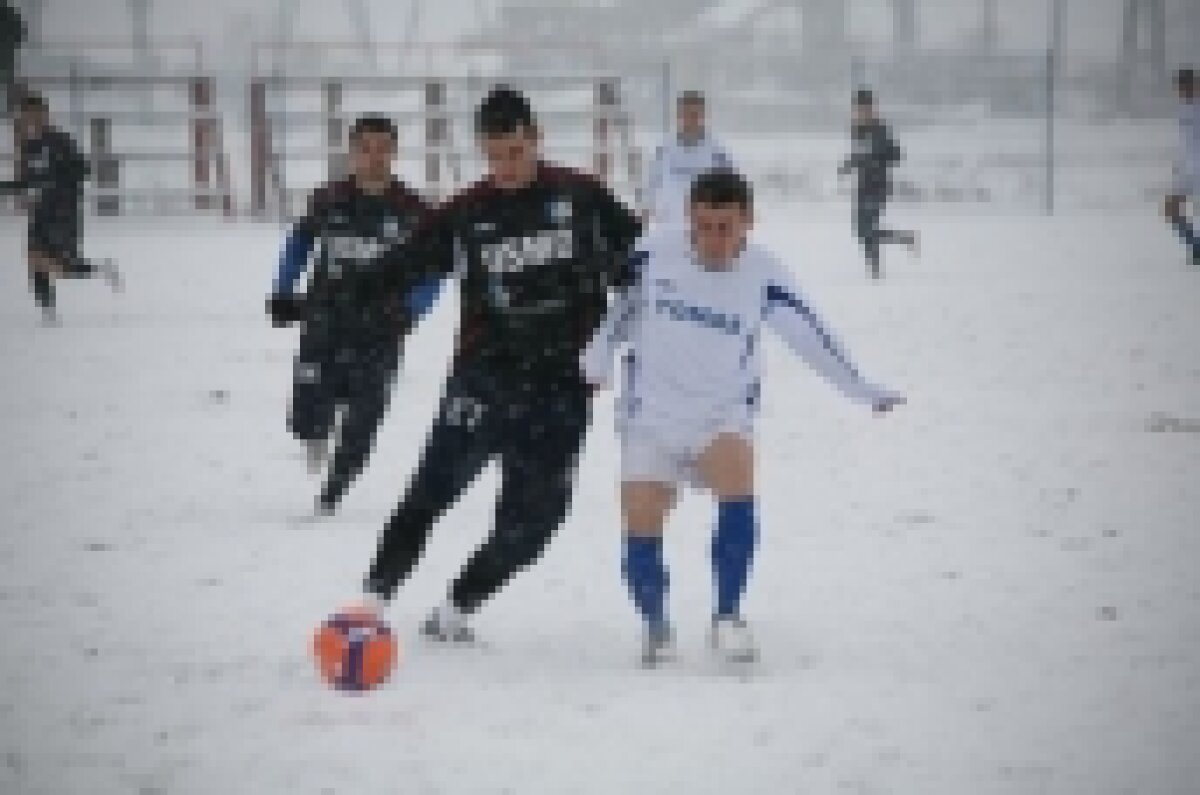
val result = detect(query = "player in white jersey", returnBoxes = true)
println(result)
[1164,68,1198,266]
[643,91,735,228]
[581,168,905,667]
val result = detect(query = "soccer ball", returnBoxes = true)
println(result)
[311,610,398,692]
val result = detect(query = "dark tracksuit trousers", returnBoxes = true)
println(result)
[853,188,909,279]
[288,315,401,507]
[27,197,100,310]
[365,362,591,612]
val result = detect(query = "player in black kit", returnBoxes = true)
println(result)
[267,115,436,516]
[838,88,917,280]
[0,93,120,324]
[340,86,641,641]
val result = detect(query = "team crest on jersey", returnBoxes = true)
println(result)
[382,217,400,240]
[547,198,573,226]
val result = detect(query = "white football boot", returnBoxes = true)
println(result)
[420,599,476,644]
[710,615,758,665]
[96,258,123,292]
[640,622,676,668]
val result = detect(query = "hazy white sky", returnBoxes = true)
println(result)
[26,0,1193,62]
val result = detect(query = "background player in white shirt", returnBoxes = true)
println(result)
[643,90,735,228]
[1164,67,1198,266]
[582,168,905,667]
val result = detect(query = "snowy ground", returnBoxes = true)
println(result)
[1,204,1199,794]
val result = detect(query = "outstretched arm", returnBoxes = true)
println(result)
[880,124,902,165]
[581,250,646,388]
[367,200,463,339]
[763,266,904,412]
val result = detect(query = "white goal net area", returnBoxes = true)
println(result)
[246,41,670,220]
[2,39,670,221]
[5,38,235,217]
[1,34,1183,219]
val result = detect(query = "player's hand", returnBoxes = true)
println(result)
[266,293,304,327]
[1164,194,1184,221]
[872,394,906,415]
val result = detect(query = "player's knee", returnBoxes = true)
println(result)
[623,505,668,534]
[621,482,674,532]
[699,436,754,498]
[492,519,558,567]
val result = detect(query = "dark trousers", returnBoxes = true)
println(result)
[26,202,91,310]
[853,192,910,278]
[288,322,400,506]
[1168,200,1199,262]
[365,363,591,612]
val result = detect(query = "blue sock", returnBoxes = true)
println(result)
[622,536,668,628]
[712,498,757,618]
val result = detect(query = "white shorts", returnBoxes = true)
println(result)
[619,417,753,488]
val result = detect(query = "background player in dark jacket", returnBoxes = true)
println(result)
[267,115,438,515]
[0,1,23,114]
[838,88,917,280]
[0,93,119,324]
[341,86,641,642]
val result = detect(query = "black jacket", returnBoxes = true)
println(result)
[379,161,642,391]
[841,120,902,197]
[0,126,88,211]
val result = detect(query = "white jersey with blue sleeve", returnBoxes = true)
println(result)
[582,228,900,462]
[1175,98,1200,197]
[644,135,735,227]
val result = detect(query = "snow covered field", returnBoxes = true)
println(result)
[1,204,1199,794]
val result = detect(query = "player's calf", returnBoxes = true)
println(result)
[621,481,675,665]
[697,436,759,664]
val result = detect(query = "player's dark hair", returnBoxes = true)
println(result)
[349,114,397,143]
[689,167,753,212]
[853,87,875,107]
[1176,68,1196,88]
[475,85,536,137]
[19,93,47,113]
[678,90,705,106]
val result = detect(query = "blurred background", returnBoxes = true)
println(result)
[3,0,1196,216]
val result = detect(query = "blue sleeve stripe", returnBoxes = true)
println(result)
[405,278,444,321]
[623,351,640,420]
[765,283,861,380]
[274,228,315,295]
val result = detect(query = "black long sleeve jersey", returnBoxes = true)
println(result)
[844,120,902,197]
[295,177,429,343]
[381,161,642,392]
[2,126,87,212]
